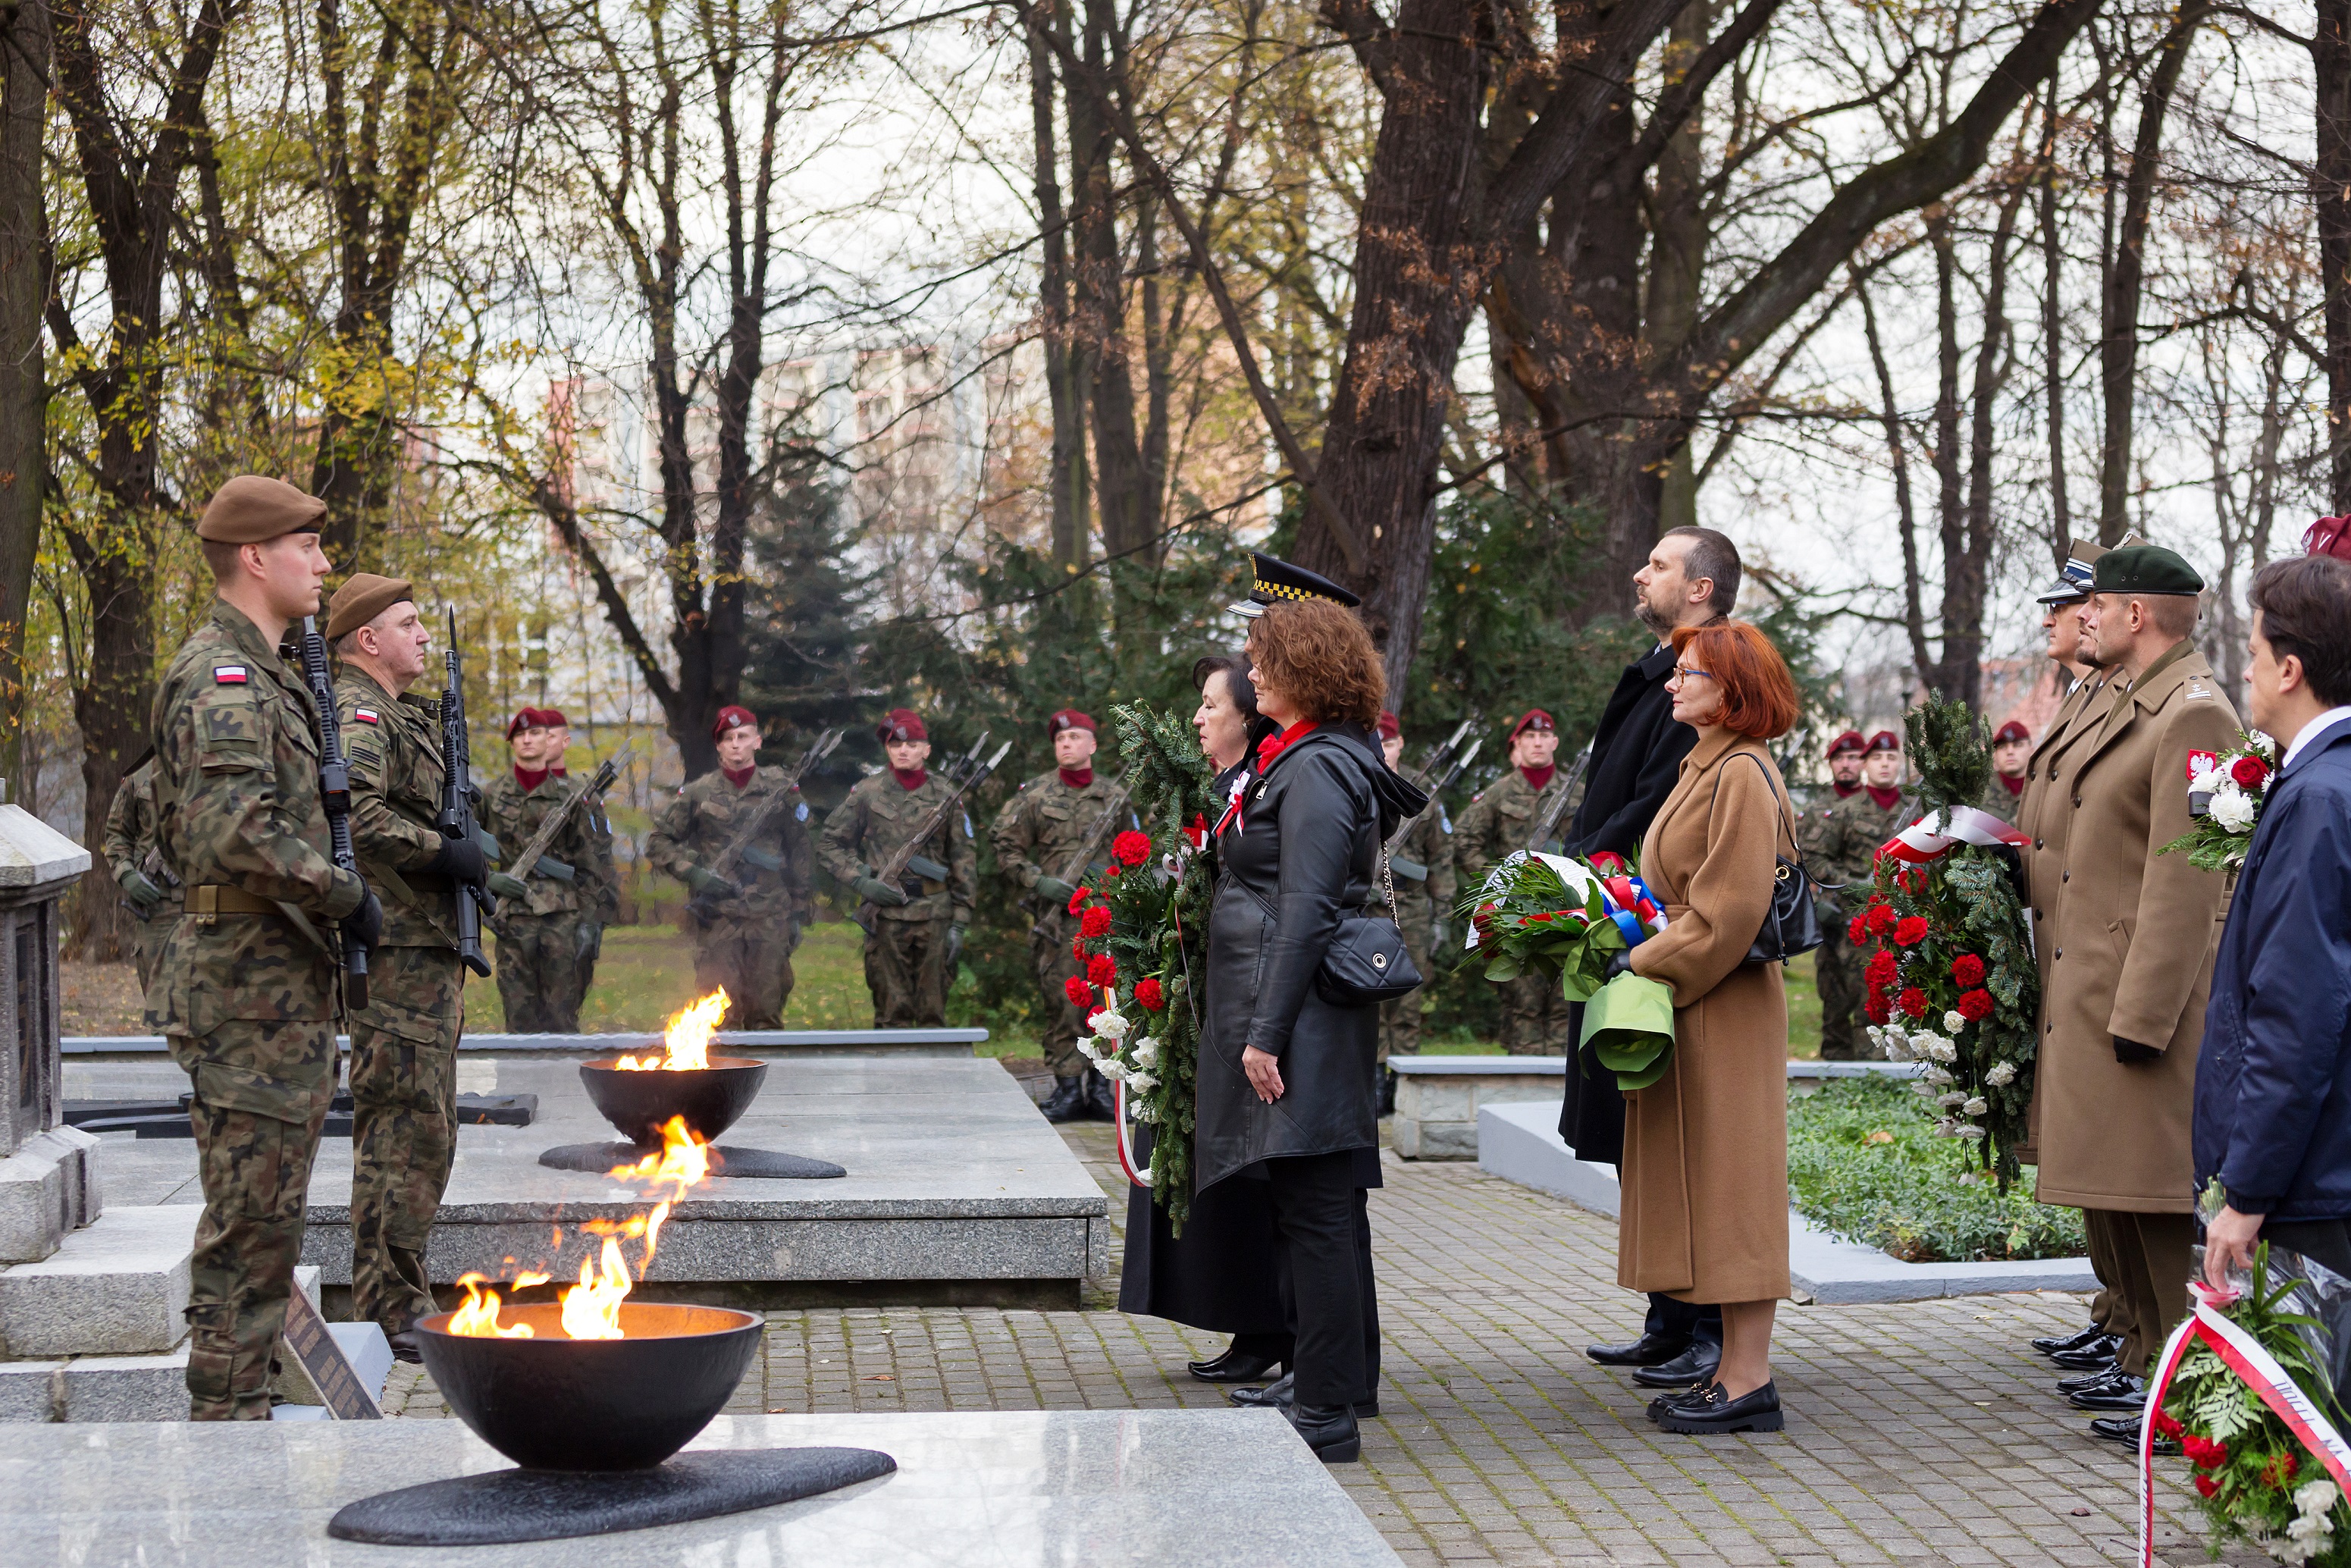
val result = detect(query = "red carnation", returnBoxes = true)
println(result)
[1112,829,1152,867]
[1135,977,1165,1011]
[1951,953,1986,987]
[1105,864,1122,879]
[1864,902,1896,936]
[1083,1004,1105,1031]
[2183,1434,2228,1469]
[2231,754,2271,789]
[1957,988,1994,1021]
[1087,952,1118,987]
[1067,886,1092,915]
[1071,934,1089,961]
[1894,916,1930,948]
[1848,914,1867,945]
[2152,1409,2184,1439]
[1865,949,1898,986]
[1864,988,1892,1025]
[2260,1451,2299,1487]
[2193,1474,2219,1500]
[1064,975,1093,1008]
[1898,986,1929,1019]
[1080,906,1113,939]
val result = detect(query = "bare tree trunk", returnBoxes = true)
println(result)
[1027,0,1088,570]
[2317,0,2351,510]
[0,0,45,796]
[1068,0,1150,563]
[2039,77,2070,560]
[1860,281,1931,677]
[1929,213,1965,697]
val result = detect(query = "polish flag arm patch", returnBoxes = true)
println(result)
[353,707,380,725]
[2186,750,2218,779]
[213,666,248,684]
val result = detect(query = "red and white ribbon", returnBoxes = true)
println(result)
[1113,1080,1148,1188]
[2139,1281,2351,1566]
[1877,804,2032,864]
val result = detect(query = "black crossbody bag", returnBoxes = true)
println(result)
[1718,751,1826,966]
[1316,844,1425,1006]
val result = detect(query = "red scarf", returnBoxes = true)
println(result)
[1867,785,1903,810]
[1521,764,1556,792]
[1255,720,1317,770]
[1059,766,1093,789]
[892,767,927,791]
[2000,772,2026,797]
[723,764,756,789]
[516,765,550,792]
[1833,780,1861,798]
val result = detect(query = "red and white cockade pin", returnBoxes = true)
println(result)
[353,707,381,725]
[212,665,248,685]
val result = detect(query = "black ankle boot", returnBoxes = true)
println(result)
[1189,1344,1283,1382]
[1288,1401,1361,1463]
[1039,1077,1087,1123]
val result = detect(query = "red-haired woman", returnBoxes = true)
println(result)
[1618,619,1803,1435]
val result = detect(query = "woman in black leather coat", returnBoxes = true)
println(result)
[1196,600,1425,1461]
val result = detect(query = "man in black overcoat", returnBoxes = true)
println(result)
[1564,526,1737,1389]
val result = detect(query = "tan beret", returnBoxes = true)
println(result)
[324,573,416,641]
[196,475,327,544]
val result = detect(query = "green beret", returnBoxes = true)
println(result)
[324,572,415,641]
[195,475,327,543]
[2092,544,2203,597]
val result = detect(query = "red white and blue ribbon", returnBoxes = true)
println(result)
[1877,804,2030,864]
[2139,1281,2351,1566]
[1597,872,1668,947]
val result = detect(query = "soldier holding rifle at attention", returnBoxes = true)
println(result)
[324,573,497,1360]
[148,476,381,1419]
[483,707,613,1032]
[1375,712,1462,1089]
[102,753,180,989]
[991,707,1131,1124]
[817,709,983,1028]
[647,705,819,1030]
[1453,709,1577,1054]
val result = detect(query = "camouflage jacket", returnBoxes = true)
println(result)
[1810,785,1915,912]
[1795,783,1864,864]
[1453,767,1574,895]
[482,765,620,921]
[102,757,180,911]
[816,769,977,924]
[335,668,456,951]
[146,601,367,1033]
[1385,795,1457,920]
[989,769,1132,920]
[647,764,813,921]
[1977,773,2026,826]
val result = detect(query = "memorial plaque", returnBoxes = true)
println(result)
[281,1287,381,1420]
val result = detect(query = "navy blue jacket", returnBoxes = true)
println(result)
[2193,717,2351,1220]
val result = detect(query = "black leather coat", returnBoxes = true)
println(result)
[1195,723,1425,1191]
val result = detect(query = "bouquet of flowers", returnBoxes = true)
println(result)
[2153,1247,2351,1566]
[1458,848,1664,1002]
[2164,730,2280,873]
[1065,701,1217,1231]
[1860,693,2040,1187]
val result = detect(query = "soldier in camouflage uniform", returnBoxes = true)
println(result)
[1454,710,1575,1054]
[1809,729,1914,1058]
[990,708,1130,1123]
[326,573,503,1358]
[647,705,815,1029]
[1982,718,2031,824]
[1376,713,1455,1069]
[817,707,977,1028]
[102,755,180,989]
[482,707,615,1031]
[147,476,380,1419]
[1797,731,1869,1064]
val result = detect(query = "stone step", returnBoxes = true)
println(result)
[0,1267,328,1422]
[0,1125,102,1262]
[0,1205,195,1357]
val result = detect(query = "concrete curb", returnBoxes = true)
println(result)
[1475,1102,2096,1304]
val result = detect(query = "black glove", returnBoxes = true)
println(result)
[428,833,488,884]
[120,870,165,911]
[1034,874,1078,906]
[2114,1036,2162,1065]
[685,867,739,900]
[854,874,911,907]
[946,921,967,970]
[1601,949,1635,981]
[343,888,384,949]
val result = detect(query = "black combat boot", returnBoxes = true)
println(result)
[1084,1067,1119,1121]
[1039,1076,1087,1123]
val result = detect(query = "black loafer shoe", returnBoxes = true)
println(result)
[2050,1334,2124,1371]
[1230,1371,1379,1418]
[2058,1364,2130,1397]
[1647,1379,1719,1424]
[1039,1077,1087,1124]
[1632,1344,1724,1388]
[2033,1322,2111,1357]
[1289,1401,1361,1463]
[387,1328,425,1366]
[2089,1413,2175,1454]
[2068,1372,2147,1412]
[1587,1331,1693,1368]
[1657,1379,1785,1435]
[1190,1345,1284,1383]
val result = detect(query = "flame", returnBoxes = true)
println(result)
[560,1237,634,1339]
[449,1272,534,1338]
[616,989,729,1070]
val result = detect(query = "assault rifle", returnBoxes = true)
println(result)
[1385,737,1481,882]
[1046,774,1133,892]
[1523,736,1595,855]
[502,755,622,891]
[437,610,497,977]
[685,728,844,923]
[856,735,1011,931]
[1406,719,1476,789]
[297,616,370,1010]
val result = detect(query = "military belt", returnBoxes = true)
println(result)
[188,884,284,917]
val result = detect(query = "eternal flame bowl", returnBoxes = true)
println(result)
[578,1054,769,1147]
[415,1302,763,1471]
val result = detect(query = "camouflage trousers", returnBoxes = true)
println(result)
[1030,912,1089,1080]
[347,944,462,1332]
[1813,922,1865,1060]
[864,916,950,1028]
[1499,971,1575,1055]
[131,909,174,993]
[170,1018,337,1421]
[1376,905,1438,1065]
[694,913,798,1030]
[495,913,589,1033]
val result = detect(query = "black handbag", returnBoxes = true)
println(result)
[1315,845,1425,1005]
[1728,752,1825,966]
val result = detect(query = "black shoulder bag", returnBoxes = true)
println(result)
[1316,844,1425,1006]
[1722,751,1824,966]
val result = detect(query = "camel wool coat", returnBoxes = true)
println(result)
[1618,727,1793,1304]
[2035,641,2238,1214]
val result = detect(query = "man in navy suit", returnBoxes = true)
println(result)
[2195,548,2351,1319]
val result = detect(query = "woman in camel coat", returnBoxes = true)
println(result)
[1618,619,1801,1435]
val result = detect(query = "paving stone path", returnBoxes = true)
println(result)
[384,1121,2223,1565]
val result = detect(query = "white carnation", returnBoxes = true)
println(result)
[1130,1036,1161,1067]
[1944,1010,1968,1035]
[1912,1081,1938,1098]
[1937,1090,1968,1109]
[2211,786,2257,833]
[1962,1096,1989,1117]
[1954,1124,1986,1140]
[1933,1118,1959,1137]
[1076,1036,1103,1062]
[1985,1061,2016,1087]
[1091,1009,1132,1041]
[2296,1480,2340,1519]
[1130,1099,1158,1123]
[1126,1071,1158,1093]
[1098,1058,1130,1080]
[2188,760,2224,793]
[1924,1065,1954,1087]
[1927,1036,1959,1065]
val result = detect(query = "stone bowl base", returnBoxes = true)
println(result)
[538,1140,847,1180]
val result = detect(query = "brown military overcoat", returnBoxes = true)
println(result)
[1618,728,1792,1305]
[2034,642,2238,1214]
